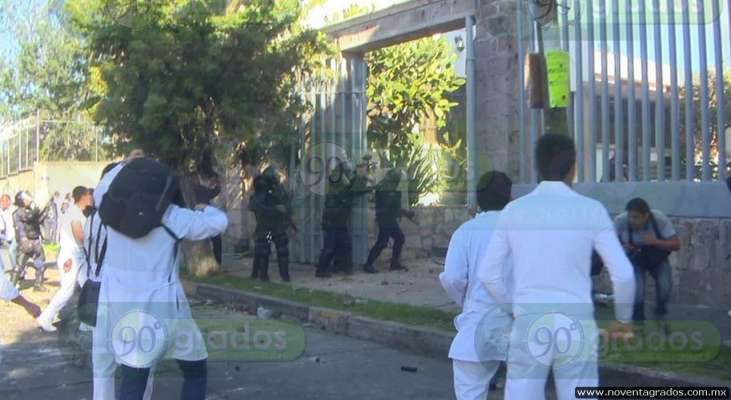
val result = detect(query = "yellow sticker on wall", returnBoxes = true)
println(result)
[546,50,571,108]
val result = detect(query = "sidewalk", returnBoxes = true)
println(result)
[222,254,459,313]
[222,254,731,343]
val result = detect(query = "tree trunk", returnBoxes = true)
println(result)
[179,173,221,277]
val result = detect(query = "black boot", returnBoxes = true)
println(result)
[363,264,377,274]
[33,268,47,292]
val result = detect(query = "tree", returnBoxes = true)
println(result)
[68,0,329,275]
[365,36,465,205]
[680,71,731,179]
[0,0,104,160]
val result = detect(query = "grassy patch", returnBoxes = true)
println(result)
[186,272,458,332]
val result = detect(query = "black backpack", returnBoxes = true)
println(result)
[99,157,182,238]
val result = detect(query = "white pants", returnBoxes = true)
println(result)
[453,360,501,400]
[505,315,599,400]
[37,260,81,326]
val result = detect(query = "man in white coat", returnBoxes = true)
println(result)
[92,157,228,400]
[37,185,93,332]
[479,134,635,400]
[440,171,514,400]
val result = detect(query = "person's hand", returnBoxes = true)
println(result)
[63,258,73,273]
[622,243,636,253]
[194,203,208,211]
[604,321,635,341]
[467,204,478,217]
[275,205,287,214]
[643,233,660,247]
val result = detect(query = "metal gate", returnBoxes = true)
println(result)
[289,55,369,265]
[517,0,730,183]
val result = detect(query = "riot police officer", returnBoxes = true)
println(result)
[12,191,49,291]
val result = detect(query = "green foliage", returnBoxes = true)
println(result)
[679,71,731,179]
[68,0,330,171]
[366,36,465,204]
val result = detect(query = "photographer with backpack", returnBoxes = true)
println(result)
[92,157,228,400]
[614,198,680,322]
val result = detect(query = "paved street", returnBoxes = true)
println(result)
[1,285,459,400]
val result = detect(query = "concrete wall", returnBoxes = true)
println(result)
[0,161,110,203]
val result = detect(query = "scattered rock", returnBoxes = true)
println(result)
[256,306,273,319]
[354,298,369,305]
[308,356,321,363]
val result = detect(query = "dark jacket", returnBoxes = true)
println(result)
[14,206,47,241]
[374,190,402,227]
[321,174,369,229]
[249,180,291,238]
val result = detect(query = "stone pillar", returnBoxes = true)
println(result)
[474,0,526,180]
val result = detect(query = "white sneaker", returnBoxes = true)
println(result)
[36,317,57,332]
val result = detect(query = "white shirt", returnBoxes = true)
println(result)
[58,204,86,252]
[0,207,15,242]
[478,181,635,322]
[440,211,513,362]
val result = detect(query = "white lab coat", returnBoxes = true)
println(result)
[478,181,635,400]
[94,204,227,367]
[440,211,513,400]
[440,211,513,362]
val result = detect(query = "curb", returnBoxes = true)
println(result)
[185,280,731,388]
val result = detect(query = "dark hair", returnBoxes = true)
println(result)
[625,197,651,214]
[476,171,512,211]
[535,134,577,181]
[72,186,89,203]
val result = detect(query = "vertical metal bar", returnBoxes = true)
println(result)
[626,0,637,181]
[35,111,40,164]
[682,0,695,180]
[712,0,726,179]
[668,0,681,181]
[587,0,597,182]
[560,1,574,144]
[640,3,652,180]
[612,0,624,182]
[600,1,610,182]
[529,1,540,183]
[698,1,712,181]
[517,0,528,183]
[653,0,666,181]
[532,2,546,137]
[465,15,477,207]
[574,0,585,182]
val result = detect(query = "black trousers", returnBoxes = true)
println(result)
[365,223,405,268]
[120,359,207,400]
[316,226,352,274]
[16,238,46,287]
[210,235,222,265]
[252,232,289,280]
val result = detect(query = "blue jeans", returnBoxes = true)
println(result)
[632,261,672,321]
[120,359,206,400]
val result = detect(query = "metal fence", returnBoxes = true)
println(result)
[517,0,730,184]
[0,114,104,178]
